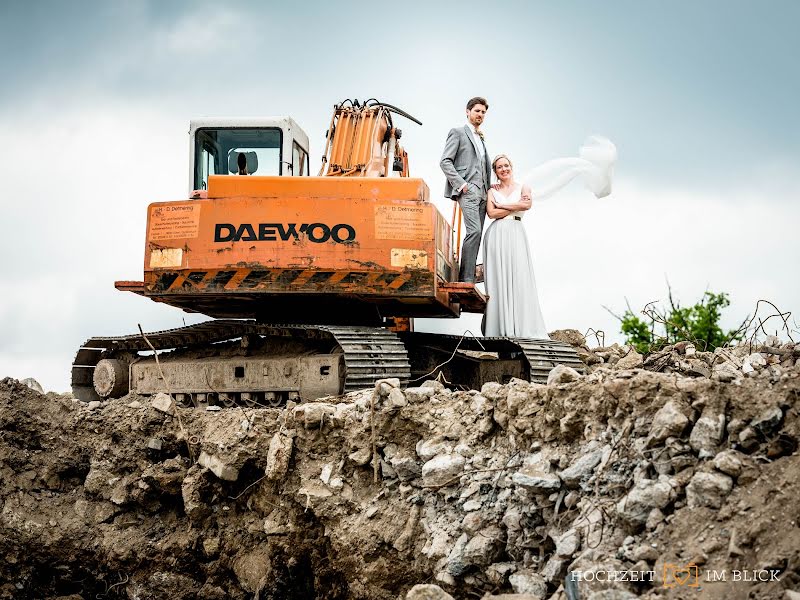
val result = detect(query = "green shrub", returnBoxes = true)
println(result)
[615,290,743,354]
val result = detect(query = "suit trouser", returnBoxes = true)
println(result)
[457,184,487,282]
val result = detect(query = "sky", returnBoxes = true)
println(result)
[1,0,798,392]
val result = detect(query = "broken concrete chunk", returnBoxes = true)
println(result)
[558,450,602,488]
[750,406,783,436]
[294,402,336,428]
[615,347,643,370]
[512,467,561,492]
[390,455,421,482]
[405,584,454,600]
[648,401,689,446]
[348,447,372,466]
[689,412,725,458]
[422,454,465,487]
[416,437,454,461]
[404,387,436,403]
[151,392,175,415]
[547,364,582,385]
[198,451,239,482]
[265,431,293,481]
[461,525,503,567]
[686,471,733,508]
[508,569,547,597]
[616,479,673,526]
[713,450,743,477]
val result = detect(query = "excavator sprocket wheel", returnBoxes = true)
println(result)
[93,359,129,399]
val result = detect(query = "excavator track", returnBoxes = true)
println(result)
[72,320,410,402]
[402,333,585,386]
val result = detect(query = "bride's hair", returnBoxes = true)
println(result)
[491,154,513,173]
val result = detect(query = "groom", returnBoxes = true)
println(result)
[440,97,492,283]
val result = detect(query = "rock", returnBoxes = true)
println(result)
[265,432,293,481]
[746,352,767,369]
[508,569,547,597]
[616,347,643,369]
[689,412,725,458]
[542,555,569,583]
[420,379,445,392]
[558,450,603,487]
[376,378,401,396]
[645,507,664,530]
[549,329,586,347]
[445,532,470,576]
[388,387,407,408]
[713,450,743,477]
[554,528,580,558]
[713,361,740,382]
[405,584,454,600]
[181,465,210,521]
[784,591,800,600]
[87,400,102,410]
[485,562,516,586]
[348,447,372,466]
[294,402,336,428]
[750,406,783,437]
[616,479,673,526]
[391,456,421,481]
[648,401,689,445]
[512,467,561,492]
[405,386,435,403]
[462,525,503,567]
[422,454,465,487]
[463,499,482,512]
[198,451,239,481]
[151,392,175,415]
[20,377,44,393]
[233,547,272,593]
[547,364,582,385]
[686,471,733,509]
[416,438,454,461]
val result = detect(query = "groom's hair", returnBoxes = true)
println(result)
[466,97,489,110]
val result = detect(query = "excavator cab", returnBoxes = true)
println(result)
[189,117,310,192]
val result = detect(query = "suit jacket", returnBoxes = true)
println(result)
[440,125,492,199]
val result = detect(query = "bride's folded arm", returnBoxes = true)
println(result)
[487,190,513,219]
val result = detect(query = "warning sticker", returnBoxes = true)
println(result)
[149,204,201,241]
[391,248,428,268]
[375,205,432,241]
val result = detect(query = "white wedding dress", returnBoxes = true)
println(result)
[482,185,548,339]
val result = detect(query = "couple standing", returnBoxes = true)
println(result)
[439,97,548,340]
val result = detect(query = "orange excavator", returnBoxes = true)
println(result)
[72,99,582,405]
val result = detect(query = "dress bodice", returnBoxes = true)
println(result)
[492,184,524,219]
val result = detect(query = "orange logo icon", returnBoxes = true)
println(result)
[663,563,700,588]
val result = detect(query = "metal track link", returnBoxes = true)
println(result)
[72,320,410,401]
[513,338,586,384]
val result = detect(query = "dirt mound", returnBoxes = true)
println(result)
[1,344,799,599]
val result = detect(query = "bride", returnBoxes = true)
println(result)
[482,154,549,339]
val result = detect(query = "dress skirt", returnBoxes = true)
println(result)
[482,218,548,339]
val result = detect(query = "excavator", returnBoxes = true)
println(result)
[71,99,583,406]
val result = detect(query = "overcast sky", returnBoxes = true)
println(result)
[1,0,798,392]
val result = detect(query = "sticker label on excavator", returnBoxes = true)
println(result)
[390,248,428,268]
[149,204,201,241]
[374,205,432,240]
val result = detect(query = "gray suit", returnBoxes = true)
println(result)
[440,125,492,282]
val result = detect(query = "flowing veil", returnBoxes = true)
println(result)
[520,136,617,200]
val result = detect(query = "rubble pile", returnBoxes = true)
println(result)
[1,336,799,599]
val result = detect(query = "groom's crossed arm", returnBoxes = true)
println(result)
[440,128,467,196]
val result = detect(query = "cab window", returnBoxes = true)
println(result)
[194,128,282,190]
